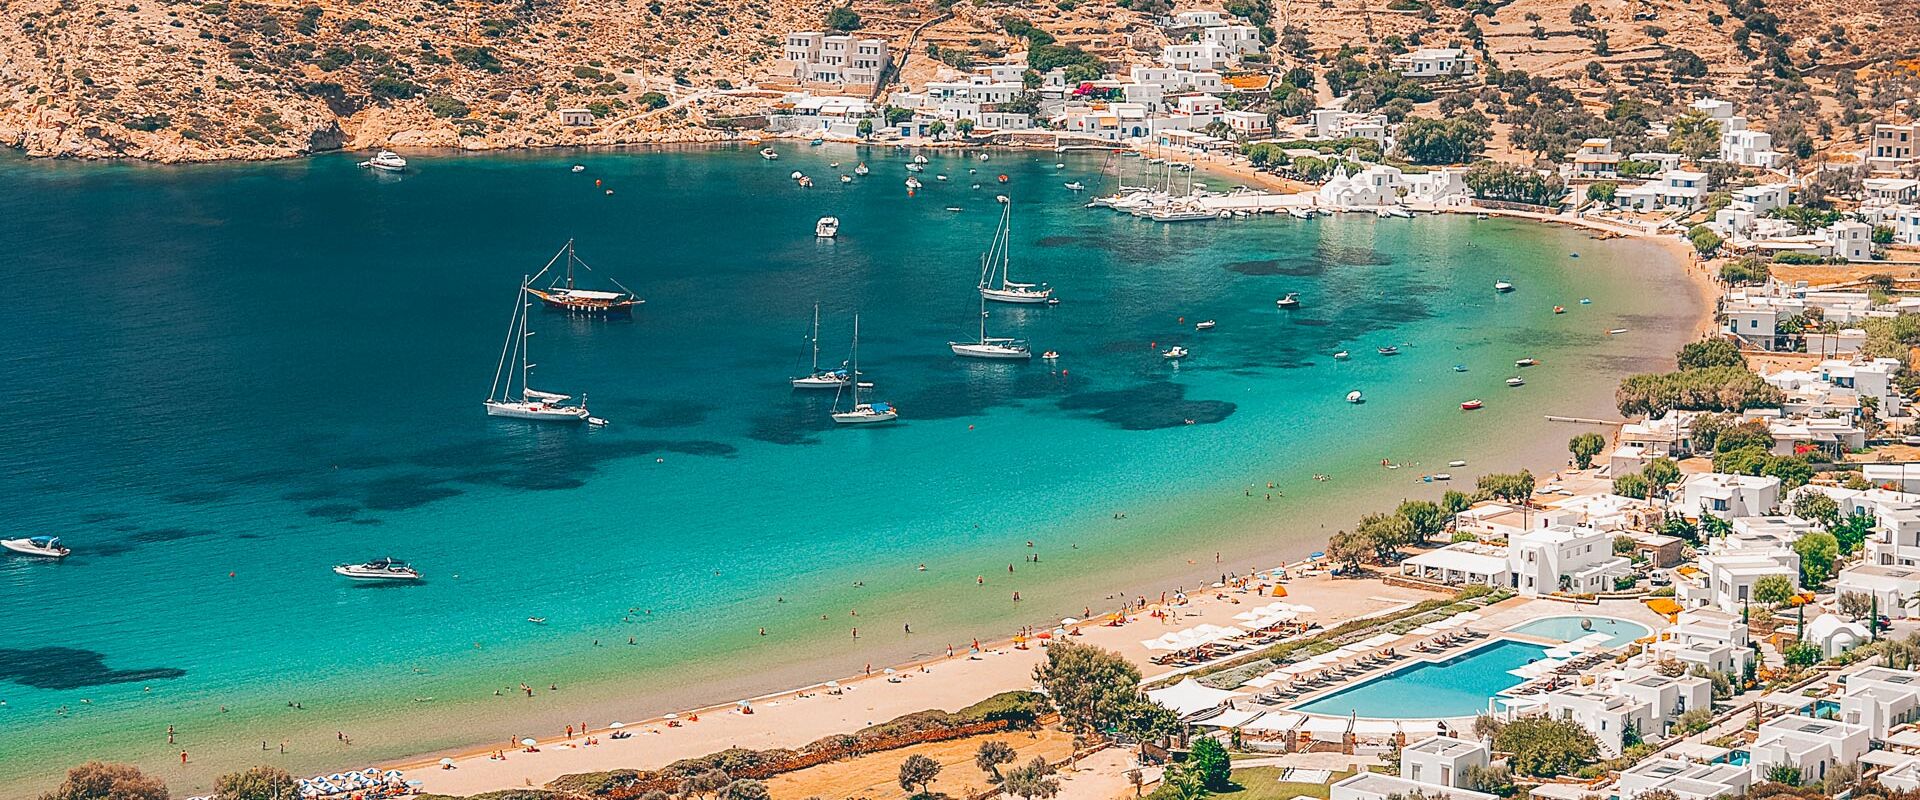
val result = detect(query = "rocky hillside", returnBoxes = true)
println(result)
[2,0,1915,162]
[0,0,836,161]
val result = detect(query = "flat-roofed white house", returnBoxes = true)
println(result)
[1330,771,1497,800]
[1649,608,1754,676]
[1680,542,1800,615]
[1681,473,1780,519]
[1837,563,1920,618]
[1619,170,1708,211]
[1722,129,1781,169]
[1544,687,1652,756]
[1867,178,1920,204]
[1749,715,1871,785]
[1507,525,1632,596]
[1567,138,1621,178]
[1402,542,1512,587]
[1837,666,1920,738]
[1392,48,1475,78]
[1221,109,1270,137]
[1616,671,1714,734]
[1202,24,1263,55]
[1617,757,1751,800]
[1401,736,1489,787]
[1161,41,1235,71]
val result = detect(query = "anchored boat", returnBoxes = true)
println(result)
[524,240,642,316]
[2,536,70,558]
[485,277,592,423]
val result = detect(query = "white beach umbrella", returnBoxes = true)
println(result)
[665,711,681,718]
[1061,617,1079,625]
[439,758,456,767]
[608,721,626,729]
[519,738,536,746]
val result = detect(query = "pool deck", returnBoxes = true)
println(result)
[1274,596,1668,723]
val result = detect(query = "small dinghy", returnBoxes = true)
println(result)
[1506,376,1525,387]
[1346,390,1364,404]
[1195,320,1216,331]
[1460,399,1484,410]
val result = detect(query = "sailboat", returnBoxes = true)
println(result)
[484,277,592,423]
[950,295,1031,359]
[524,240,643,316]
[978,201,1052,304]
[831,315,898,424]
[791,304,867,389]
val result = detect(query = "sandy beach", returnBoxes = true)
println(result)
[401,573,1439,796]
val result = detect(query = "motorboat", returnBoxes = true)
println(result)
[1553,306,1565,314]
[2,536,70,558]
[815,217,839,239]
[1288,207,1316,219]
[333,557,421,581]
[791,171,804,180]
[1055,163,1065,168]
[977,202,1052,304]
[945,206,963,212]
[360,150,407,172]
[1374,206,1413,218]
[1064,182,1086,191]
[832,316,899,424]
[1579,298,1592,305]
[913,154,929,164]
[841,175,853,184]
[1276,293,1301,309]
[1377,346,1400,356]
[571,165,586,173]
[1042,350,1060,359]
[486,276,593,423]
[1506,376,1526,387]
[1333,351,1350,360]
[936,175,949,182]
[1515,357,1539,367]
[854,162,870,176]
[1162,346,1188,359]
[1434,473,1452,481]
[905,177,923,190]
[1346,390,1364,404]
[1608,328,1629,335]
[1461,399,1484,410]
[906,163,925,173]
[1195,320,1216,331]
[1494,280,1515,293]
[1449,460,1468,467]
[1452,364,1469,372]
[760,148,779,160]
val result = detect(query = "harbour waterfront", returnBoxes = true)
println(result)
[0,145,1698,793]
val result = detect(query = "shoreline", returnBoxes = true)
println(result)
[375,219,1708,795]
[0,152,1708,798]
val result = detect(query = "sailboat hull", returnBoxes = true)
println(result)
[950,343,1031,359]
[831,410,898,424]
[981,287,1052,304]
[484,401,590,422]
[526,288,640,316]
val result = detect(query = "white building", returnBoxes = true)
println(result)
[1507,525,1631,596]
[1567,138,1620,179]
[1317,165,1406,208]
[1307,108,1390,146]
[1681,473,1781,519]
[1618,170,1708,212]
[1169,10,1228,28]
[1869,123,1917,174]
[782,32,891,87]
[1400,736,1489,788]
[1749,715,1871,785]
[1221,110,1270,137]
[1202,24,1263,55]
[1616,758,1750,800]
[1837,666,1920,738]
[1330,772,1497,800]
[1402,542,1513,587]
[1404,167,1472,207]
[1543,688,1651,756]
[1866,178,1920,205]
[1721,129,1782,169]
[1648,608,1754,676]
[1682,545,1800,615]
[1161,41,1236,71]
[1392,48,1475,78]
[1825,219,1874,261]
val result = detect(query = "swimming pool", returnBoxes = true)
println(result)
[1506,615,1651,648]
[1290,639,1550,719]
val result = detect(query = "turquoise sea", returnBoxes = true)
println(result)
[0,145,1697,793]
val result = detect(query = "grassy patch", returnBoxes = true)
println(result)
[1217,767,1355,800]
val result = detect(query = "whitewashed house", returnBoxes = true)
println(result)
[1648,608,1754,676]
[1836,666,1920,738]
[1330,772,1496,800]
[1401,736,1489,787]
[1392,48,1475,78]
[1506,525,1632,596]
[1681,473,1781,519]
[1749,715,1871,785]
[1722,129,1782,169]
[1616,758,1750,800]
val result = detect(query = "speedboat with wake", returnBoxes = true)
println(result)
[2,536,70,558]
[333,557,421,581]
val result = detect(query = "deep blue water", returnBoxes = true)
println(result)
[0,144,1695,790]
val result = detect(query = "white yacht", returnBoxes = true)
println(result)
[906,163,925,173]
[1195,320,1216,330]
[1495,280,1515,293]
[913,154,929,164]
[840,175,853,184]
[815,216,839,238]
[832,316,898,424]
[1162,346,1188,359]
[570,165,586,173]
[951,294,1031,360]
[332,557,422,581]
[361,151,407,172]
[854,162,870,176]
[2,536,70,558]
[1064,182,1085,191]
[905,177,923,190]
[978,202,1052,304]
[1346,390,1364,404]
[760,148,779,160]
[485,277,592,423]
[1276,293,1301,309]
[1506,376,1526,387]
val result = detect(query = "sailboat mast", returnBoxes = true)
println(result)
[978,294,987,343]
[810,303,822,373]
[519,276,531,397]
[850,314,861,404]
[565,240,576,290]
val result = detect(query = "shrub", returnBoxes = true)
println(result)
[425,94,470,118]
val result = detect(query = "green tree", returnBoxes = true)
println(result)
[1613,472,1650,499]
[1840,591,1876,621]
[956,118,975,137]
[1615,367,1784,418]
[1355,511,1415,562]
[1494,717,1599,777]
[1674,708,1714,735]
[1795,531,1839,586]
[1476,471,1536,505]
[41,764,169,800]
[1394,115,1490,164]
[898,755,941,797]
[214,767,296,800]
[976,740,1017,783]
[927,120,947,139]
[1569,432,1606,469]
[1832,511,1876,554]
[1643,458,1682,497]
[1005,758,1062,800]
[1753,574,1796,606]
[1112,698,1181,751]
[1187,737,1232,791]
[1791,491,1841,527]
[1396,499,1446,542]
[1151,762,1205,800]
[1676,339,1747,370]
[1586,181,1617,203]
[639,92,669,110]
[1442,490,1473,516]
[1783,643,1821,668]
[1667,110,1722,160]
[857,118,874,138]
[826,6,862,31]
[1033,641,1142,734]
[724,780,770,800]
